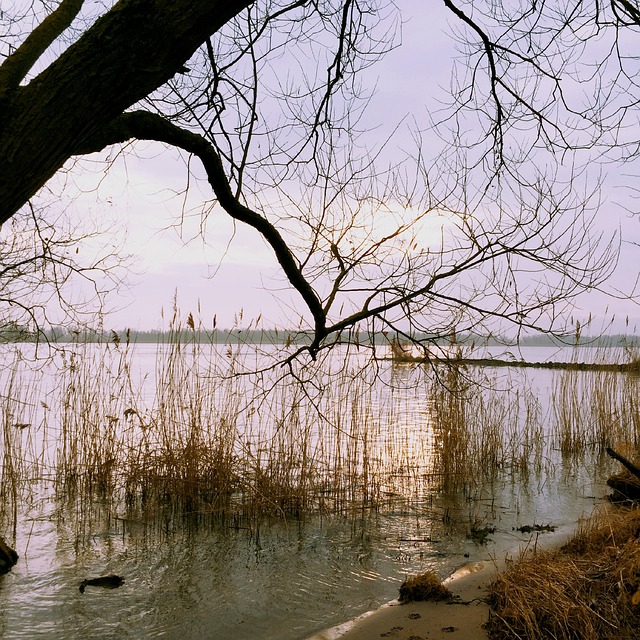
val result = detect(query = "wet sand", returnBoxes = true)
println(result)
[308,560,495,640]
[308,528,577,640]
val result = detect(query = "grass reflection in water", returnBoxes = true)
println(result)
[0,329,638,638]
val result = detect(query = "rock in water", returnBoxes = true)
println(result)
[0,537,18,574]
[79,574,125,593]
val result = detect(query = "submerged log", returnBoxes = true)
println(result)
[606,447,640,503]
[0,536,18,574]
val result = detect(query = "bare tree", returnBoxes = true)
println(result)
[0,1,619,357]
[440,0,640,179]
[0,196,126,341]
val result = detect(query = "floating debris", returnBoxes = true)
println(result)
[79,575,124,593]
[469,523,496,544]
[515,524,556,534]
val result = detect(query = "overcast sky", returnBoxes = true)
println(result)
[62,1,640,334]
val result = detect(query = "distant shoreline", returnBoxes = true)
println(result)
[2,324,640,348]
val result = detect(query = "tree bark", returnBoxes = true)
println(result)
[0,0,251,223]
[606,447,640,503]
[607,473,640,503]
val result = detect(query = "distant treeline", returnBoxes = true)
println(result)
[516,334,640,348]
[2,322,640,348]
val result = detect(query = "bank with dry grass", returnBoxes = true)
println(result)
[487,505,640,639]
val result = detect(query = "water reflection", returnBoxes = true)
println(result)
[0,471,606,639]
[0,342,626,638]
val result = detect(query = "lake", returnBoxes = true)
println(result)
[0,341,632,639]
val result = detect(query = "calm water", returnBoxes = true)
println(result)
[0,343,624,639]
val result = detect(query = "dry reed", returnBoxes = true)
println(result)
[551,344,640,456]
[429,361,545,495]
[487,506,640,639]
[0,353,45,533]
[45,317,402,531]
[2,322,640,544]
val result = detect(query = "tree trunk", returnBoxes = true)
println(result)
[607,473,640,503]
[0,0,251,223]
[606,447,640,503]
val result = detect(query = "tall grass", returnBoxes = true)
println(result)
[552,345,640,456]
[2,326,640,542]
[0,352,45,533]
[429,361,545,494]
[47,321,398,530]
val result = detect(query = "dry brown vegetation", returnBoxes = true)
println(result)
[551,344,640,457]
[399,571,452,603]
[1,328,640,548]
[487,506,640,640]
[0,325,533,536]
[430,359,545,495]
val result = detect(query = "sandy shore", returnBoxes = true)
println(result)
[308,528,577,640]
[308,560,495,640]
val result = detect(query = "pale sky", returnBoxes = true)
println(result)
[56,1,640,334]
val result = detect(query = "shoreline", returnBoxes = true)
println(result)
[308,527,578,640]
[308,560,495,640]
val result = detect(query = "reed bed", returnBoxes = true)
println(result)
[1,327,640,542]
[488,505,640,639]
[429,361,545,494]
[552,361,640,457]
[42,325,407,531]
[0,353,47,532]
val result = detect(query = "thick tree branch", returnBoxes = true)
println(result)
[0,0,85,98]
[78,110,328,351]
[0,0,252,223]
[612,0,640,26]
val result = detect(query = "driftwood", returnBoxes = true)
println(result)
[607,474,640,502]
[0,536,18,574]
[606,447,640,479]
[606,447,640,502]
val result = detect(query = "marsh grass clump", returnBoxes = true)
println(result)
[388,338,423,363]
[0,355,44,531]
[429,360,544,495]
[44,315,405,531]
[551,344,640,457]
[398,571,452,603]
[9,316,640,547]
[47,322,554,537]
[487,507,640,639]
